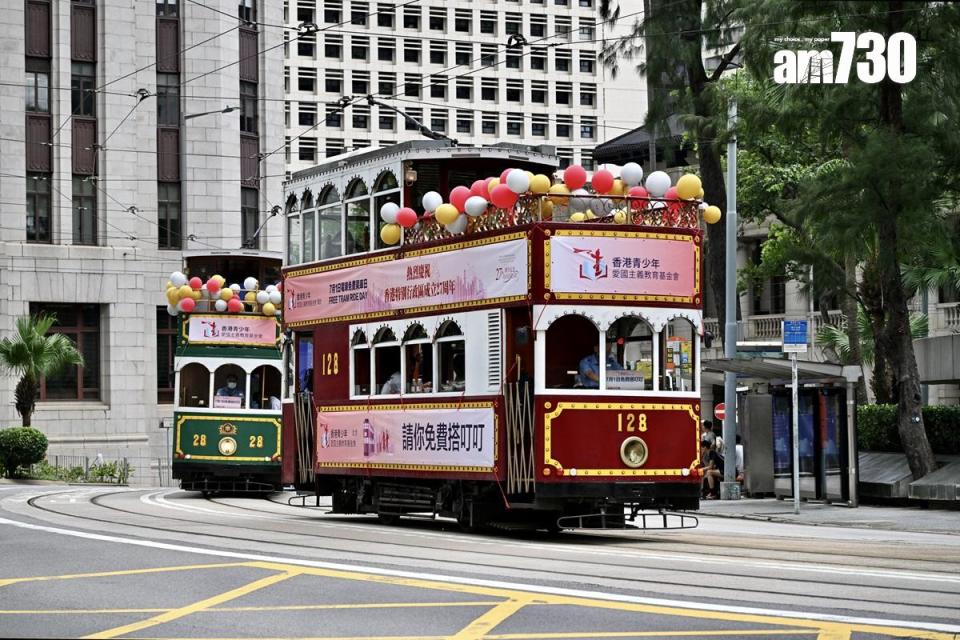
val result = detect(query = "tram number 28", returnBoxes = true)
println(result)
[248,435,264,448]
[192,434,207,446]
[617,412,648,432]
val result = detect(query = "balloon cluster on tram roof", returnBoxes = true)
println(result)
[164,273,282,318]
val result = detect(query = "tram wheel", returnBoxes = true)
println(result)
[377,512,400,525]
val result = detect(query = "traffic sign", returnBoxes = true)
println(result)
[714,403,726,421]
[782,319,808,353]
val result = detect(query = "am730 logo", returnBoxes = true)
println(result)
[773,32,916,84]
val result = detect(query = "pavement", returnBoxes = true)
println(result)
[696,496,960,535]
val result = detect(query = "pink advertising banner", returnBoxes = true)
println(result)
[316,406,496,470]
[285,237,527,325]
[548,232,699,301]
[186,314,278,347]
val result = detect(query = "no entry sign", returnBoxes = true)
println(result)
[714,403,726,421]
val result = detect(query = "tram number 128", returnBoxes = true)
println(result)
[617,412,648,433]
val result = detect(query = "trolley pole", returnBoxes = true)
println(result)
[720,99,739,500]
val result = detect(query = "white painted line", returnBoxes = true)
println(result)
[0,515,957,635]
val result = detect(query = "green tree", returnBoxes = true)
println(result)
[737,0,960,478]
[0,315,84,427]
[599,0,743,326]
[0,427,48,478]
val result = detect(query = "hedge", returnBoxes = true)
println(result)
[0,427,49,477]
[858,405,960,455]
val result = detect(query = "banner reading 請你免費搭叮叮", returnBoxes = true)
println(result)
[284,237,527,325]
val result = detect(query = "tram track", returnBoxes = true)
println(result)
[11,487,960,623]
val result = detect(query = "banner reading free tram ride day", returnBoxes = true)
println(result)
[316,406,496,470]
[285,237,527,324]
[549,232,699,302]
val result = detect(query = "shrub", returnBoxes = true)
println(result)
[0,427,49,477]
[858,405,960,455]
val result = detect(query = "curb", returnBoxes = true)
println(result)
[695,509,960,536]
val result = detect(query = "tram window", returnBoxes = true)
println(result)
[373,327,400,395]
[297,336,314,393]
[302,191,316,263]
[606,317,654,391]
[178,362,210,408]
[373,171,400,251]
[545,315,598,389]
[436,321,465,392]
[344,179,369,255]
[213,364,246,409]
[318,186,341,260]
[250,365,282,410]
[403,324,433,393]
[352,330,371,395]
[661,318,696,392]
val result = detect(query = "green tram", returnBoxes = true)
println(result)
[167,257,285,494]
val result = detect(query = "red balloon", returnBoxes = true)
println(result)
[188,276,203,290]
[500,168,513,184]
[179,297,196,313]
[491,184,519,209]
[591,169,615,194]
[470,179,487,198]
[396,207,418,228]
[628,186,649,211]
[449,186,472,213]
[564,165,587,190]
[227,297,244,313]
[665,186,679,201]
[206,278,221,294]
[276,282,282,292]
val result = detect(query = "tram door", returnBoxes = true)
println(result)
[504,308,535,494]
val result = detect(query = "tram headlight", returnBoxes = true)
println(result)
[619,436,649,469]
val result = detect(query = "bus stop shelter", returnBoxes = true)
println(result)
[704,358,862,507]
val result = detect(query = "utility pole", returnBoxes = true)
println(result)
[720,99,739,500]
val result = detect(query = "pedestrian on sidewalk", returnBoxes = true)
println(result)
[700,439,724,499]
[701,420,716,447]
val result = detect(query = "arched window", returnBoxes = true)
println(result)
[178,362,211,408]
[606,315,654,391]
[301,190,316,263]
[403,323,432,393]
[318,185,341,260]
[213,364,247,409]
[344,178,369,255]
[660,318,697,392]
[373,327,400,395]
[250,364,282,410]
[436,321,465,392]
[373,170,401,250]
[351,330,370,395]
[545,315,599,389]
[286,196,301,265]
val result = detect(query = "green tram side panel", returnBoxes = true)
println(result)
[174,411,282,465]
[175,314,282,360]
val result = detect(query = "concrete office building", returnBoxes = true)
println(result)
[0,0,284,482]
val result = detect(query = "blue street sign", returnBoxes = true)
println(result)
[782,320,808,353]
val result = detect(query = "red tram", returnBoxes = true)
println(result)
[280,141,707,530]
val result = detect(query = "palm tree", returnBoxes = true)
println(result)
[0,315,84,427]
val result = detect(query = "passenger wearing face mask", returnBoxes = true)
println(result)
[215,374,245,400]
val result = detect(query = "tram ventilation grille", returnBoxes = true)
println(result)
[487,310,502,390]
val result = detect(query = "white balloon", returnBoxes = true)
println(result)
[229,283,241,293]
[590,198,608,215]
[505,168,530,194]
[243,276,258,291]
[422,191,443,213]
[645,171,671,197]
[170,271,187,287]
[275,309,282,317]
[568,188,589,213]
[621,162,644,187]
[214,299,228,312]
[265,284,277,293]
[379,202,400,224]
[698,202,709,211]
[166,303,179,316]
[446,214,469,234]
[464,195,489,217]
[200,284,210,299]
[269,290,282,305]
[256,290,270,304]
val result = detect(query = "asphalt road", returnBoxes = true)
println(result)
[1,484,958,640]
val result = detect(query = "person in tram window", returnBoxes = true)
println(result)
[575,342,622,389]
[380,371,401,395]
[216,374,245,401]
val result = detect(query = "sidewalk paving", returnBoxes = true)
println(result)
[696,496,960,535]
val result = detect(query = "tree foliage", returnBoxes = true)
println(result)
[0,428,48,478]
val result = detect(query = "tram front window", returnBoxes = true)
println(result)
[213,364,246,409]
[178,362,210,407]
[607,317,654,391]
[250,365,282,410]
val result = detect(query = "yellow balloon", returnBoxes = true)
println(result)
[190,290,202,301]
[524,170,535,183]
[570,212,586,222]
[178,284,193,299]
[487,178,500,195]
[548,183,570,205]
[585,210,597,220]
[213,274,226,286]
[434,203,460,226]
[676,174,703,201]
[166,281,173,289]
[166,288,179,305]
[540,199,554,219]
[219,288,234,301]
[704,205,722,224]
[611,179,625,197]
[262,302,276,316]
[529,174,551,194]
[697,187,705,200]
[244,291,257,304]
[613,210,627,224]
[379,223,401,245]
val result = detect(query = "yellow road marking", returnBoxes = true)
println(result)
[0,562,249,588]
[81,570,301,639]
[449,598,532,640]
[485,631,818,639]
[220,600,510,612]
[0,608,169,615]
[815,627,852,640]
